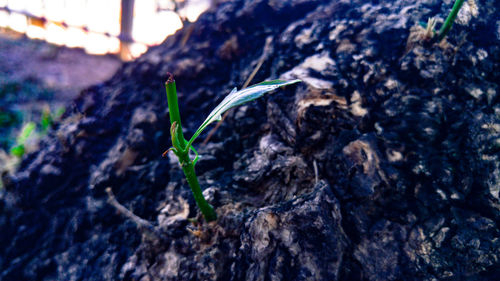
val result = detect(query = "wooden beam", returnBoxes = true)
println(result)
[119,0,135,60]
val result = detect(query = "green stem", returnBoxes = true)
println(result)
[165,74,187,150]
[165,74,217,222]
[180,156,217,222]
[437,0,465,42]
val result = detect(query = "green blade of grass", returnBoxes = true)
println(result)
[437,0,465,42]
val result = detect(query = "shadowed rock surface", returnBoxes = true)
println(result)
[1,0,499,280]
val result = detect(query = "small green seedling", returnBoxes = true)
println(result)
[8,106,65,157]
[163,74,300,222]
[10,122,36,157]
[40,106,65,134]
[421,0,473,42]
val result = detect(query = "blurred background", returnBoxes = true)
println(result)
[0,0,211,58]
[0,0,211,185]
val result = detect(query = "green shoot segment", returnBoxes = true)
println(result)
[164,75,216,222]
[163,73,300,222]
[165,75,187,150]
[437,0,465,42]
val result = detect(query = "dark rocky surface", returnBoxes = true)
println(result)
[1,0,499,280]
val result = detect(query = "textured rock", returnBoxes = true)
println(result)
[1,0,499,280]
[240,181,346,281]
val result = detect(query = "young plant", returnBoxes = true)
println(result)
[163,74,300,222]
[10,121,36,157]
[419,0,475,43]
[40,106,65,134]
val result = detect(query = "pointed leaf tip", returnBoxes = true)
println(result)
[253,79,302,87]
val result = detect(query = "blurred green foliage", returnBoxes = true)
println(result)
[10,121,36,157]
[0,110,22,148]
[40,106,65,134]
[0,76,61,157]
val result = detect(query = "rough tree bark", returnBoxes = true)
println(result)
[1,0,499,280]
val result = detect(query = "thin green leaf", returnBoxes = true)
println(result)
[186,79,301,148]
[40,109,52,133]
[17,122,36,144]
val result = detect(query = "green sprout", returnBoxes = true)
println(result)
[417,0,471,43]
[7,106,65,157]
[40,106,65,134]
[10,122,36,157]
[163,74,301,222]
